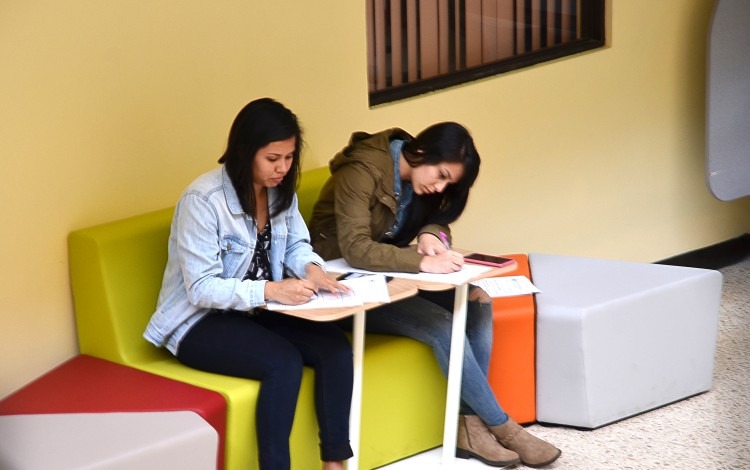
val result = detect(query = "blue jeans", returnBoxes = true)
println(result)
[177,309,354,469]
[350,288,509,426]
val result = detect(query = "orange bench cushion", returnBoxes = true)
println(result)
[487,253,536,424]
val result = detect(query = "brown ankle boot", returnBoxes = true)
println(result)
[490,418,561,468]
[456,415,521,467]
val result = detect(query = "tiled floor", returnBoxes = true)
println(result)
[381,259,750,469]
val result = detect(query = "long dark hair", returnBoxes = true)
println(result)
[218,98,303,218]
[393,122,481,245]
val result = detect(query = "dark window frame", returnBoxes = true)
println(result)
[368,0,606,106]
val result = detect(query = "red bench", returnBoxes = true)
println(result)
[0,354,227,469]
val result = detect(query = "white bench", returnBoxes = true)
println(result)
[0,411,217,469]
[530,253,722,428]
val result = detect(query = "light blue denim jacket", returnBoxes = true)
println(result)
[143,166,325,355]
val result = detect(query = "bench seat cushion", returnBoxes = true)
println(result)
[487,253,536,424]
[0,354,226,468]
[0,411,216,470]
[68,167,449,469]
[530,253,722,428]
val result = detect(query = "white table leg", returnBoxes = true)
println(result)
[348,309,366,470]
[441,283,469,466]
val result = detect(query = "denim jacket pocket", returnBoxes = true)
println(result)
[220,235,250,277]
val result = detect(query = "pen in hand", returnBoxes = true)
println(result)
[439,231,451,249]
[419,232,463,273]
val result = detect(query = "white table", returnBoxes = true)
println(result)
[276,277,416,470]
[278,260,516,469]
[409,262,515,467]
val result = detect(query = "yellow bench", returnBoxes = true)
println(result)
[68,167,447,469]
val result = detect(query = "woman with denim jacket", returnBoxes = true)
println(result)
[144,98,353,470]
[309,123,560,468]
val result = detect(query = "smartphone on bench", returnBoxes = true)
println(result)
[463,253,515,268]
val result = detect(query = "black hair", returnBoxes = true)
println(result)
[218,98,302,218]
[393,122,481,245]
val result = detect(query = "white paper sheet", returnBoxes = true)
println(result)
[342,274,391,303]
[470,275,541,297]
[324,258,492,286]
[265,274,390,311]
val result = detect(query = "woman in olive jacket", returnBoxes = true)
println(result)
[309,123,560,468]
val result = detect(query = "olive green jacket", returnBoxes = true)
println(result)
[309,129,450,273]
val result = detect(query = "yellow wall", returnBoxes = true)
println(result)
[2,0,747,397]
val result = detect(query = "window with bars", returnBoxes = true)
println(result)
[366,0,605,106]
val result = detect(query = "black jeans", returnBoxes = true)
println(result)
[177,309,354,469]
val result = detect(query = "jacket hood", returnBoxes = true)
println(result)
[328,128,412,174]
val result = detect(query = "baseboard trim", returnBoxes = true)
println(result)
[656,233,750,269]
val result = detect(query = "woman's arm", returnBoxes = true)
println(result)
[274,195,348,298]
[416,225,451,255]
[280,194,325,278]
[333,163,424,272]
[174,193,267,311]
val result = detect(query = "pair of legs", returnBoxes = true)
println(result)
[177,309,354,470]
[358,287,561,468]
[343,286,508,427]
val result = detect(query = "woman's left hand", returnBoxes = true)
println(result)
[306,263,350,294]
[417,233,449,256]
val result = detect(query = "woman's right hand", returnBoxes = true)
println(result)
[419,250,465,273]
[264,278,318,305]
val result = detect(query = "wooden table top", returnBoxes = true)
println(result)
[272,256,517,321]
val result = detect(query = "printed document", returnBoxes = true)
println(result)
[324,258,492,286]
[265,274,390,311]
[470,276,541,297]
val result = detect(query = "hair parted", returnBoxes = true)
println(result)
[218,97,303,218]
[393,122,481,245]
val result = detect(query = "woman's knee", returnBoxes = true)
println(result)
[314,337,353,373]
[275,340,305,365]
[266,350,305,390]
[469,286,492,303]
